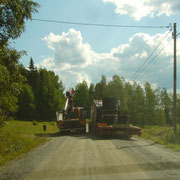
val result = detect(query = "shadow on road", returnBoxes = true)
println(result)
[116,142,157,150]
[35,132,61,137]
[35,132,136,141]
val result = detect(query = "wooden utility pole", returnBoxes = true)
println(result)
[173,23,177,134]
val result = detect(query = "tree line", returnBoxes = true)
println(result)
[73,75,180,126]
[0,0,65,123]
[17,59,65,121]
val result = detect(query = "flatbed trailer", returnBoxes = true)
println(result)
[90,98,141,138]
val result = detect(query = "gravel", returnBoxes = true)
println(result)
[0,136,68,180]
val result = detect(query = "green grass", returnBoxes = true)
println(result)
[142,125,180,151]
[3,120,59,135]
[0,120,59,167]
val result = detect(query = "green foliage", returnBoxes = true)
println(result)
[176,98,180,124]
[16,60,65,121]
[0,116,5,128]
[87,75,173,127]
[18,84,35,120]
[165,127,180,145]
[32,120,37,126]
[0,128,46,167]
[35,68,65,121]
[105,75,127,114]
[0,0,39,126]
[0,48,25,114]
[155,109,166,126]
[160,88,172,125]
[3,120,59,135]
[0,119,59,167]
[0,0,39,45]
[142,125,180,151]
[74,81,89,108]
[144,82,156,125]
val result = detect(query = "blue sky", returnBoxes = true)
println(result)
[14,0,180,90]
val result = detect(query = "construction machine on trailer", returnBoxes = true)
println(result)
[56,88,86,134]
[90,97,141,137]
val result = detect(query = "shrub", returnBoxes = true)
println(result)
[32,120,38,126]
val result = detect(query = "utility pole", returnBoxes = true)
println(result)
[173,23,177,134]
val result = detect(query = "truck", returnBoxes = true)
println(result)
[90,97,141,138]
[56,88,86,134]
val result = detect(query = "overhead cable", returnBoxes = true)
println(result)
[129,30,171,81]
[32,18,169,29]
[133,40,172,81]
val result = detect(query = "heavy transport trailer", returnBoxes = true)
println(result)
[56,88,86,134]
[90,98,141,138]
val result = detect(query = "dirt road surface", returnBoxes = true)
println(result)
[0,134,180,180]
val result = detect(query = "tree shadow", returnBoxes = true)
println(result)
[35,132,61,137]
[62,133,137,141]
[35,131,138,142]
[116,142,157,150]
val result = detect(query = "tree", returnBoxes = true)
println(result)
[28,58,38,89]
[177,97,180,124]
[160,88,172,125]
[0,0,39,119]
[28,57,36,72]
[0,47,25,114]
[124,82,145,126]
[17,84,35,120]
[36,69,65,121]
[87,83,95,117]
[134,84,145,126]
[144,82,156,125]
[0,0,39,45]
[74,81,89,110]
[106,75,127,114]
[94,75,107,100]
[155,109,166,126]
[0,64,16,114]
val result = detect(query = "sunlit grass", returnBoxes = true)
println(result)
[142,125,180,151]
[3,120,59,135]
[0,120,59,167]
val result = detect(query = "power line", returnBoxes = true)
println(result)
[32,18,169,29]
[129,30,171,81]
[133,40,172,81]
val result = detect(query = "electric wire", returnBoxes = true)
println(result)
[133,40,172,82]
[32,18,169,29]
[129,30,171,81]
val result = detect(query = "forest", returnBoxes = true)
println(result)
[0,0,180,127]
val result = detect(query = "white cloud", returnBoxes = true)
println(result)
[38,28,180,90]
[103,0,180,20]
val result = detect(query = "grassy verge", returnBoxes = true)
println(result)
[141,125,180,151]
[0,120,59,167]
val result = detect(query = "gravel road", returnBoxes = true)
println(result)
[0,134,180,180]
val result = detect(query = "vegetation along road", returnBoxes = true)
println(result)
[0,134,180,180]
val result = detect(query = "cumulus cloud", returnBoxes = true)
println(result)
[42,29,96,68]
[38,28,180,90]
[103,0,180,20]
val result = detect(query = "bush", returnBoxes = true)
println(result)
[0,116,5,128]
[50,122,55,126]
[165,127,180,144]
[32,120,38,126]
